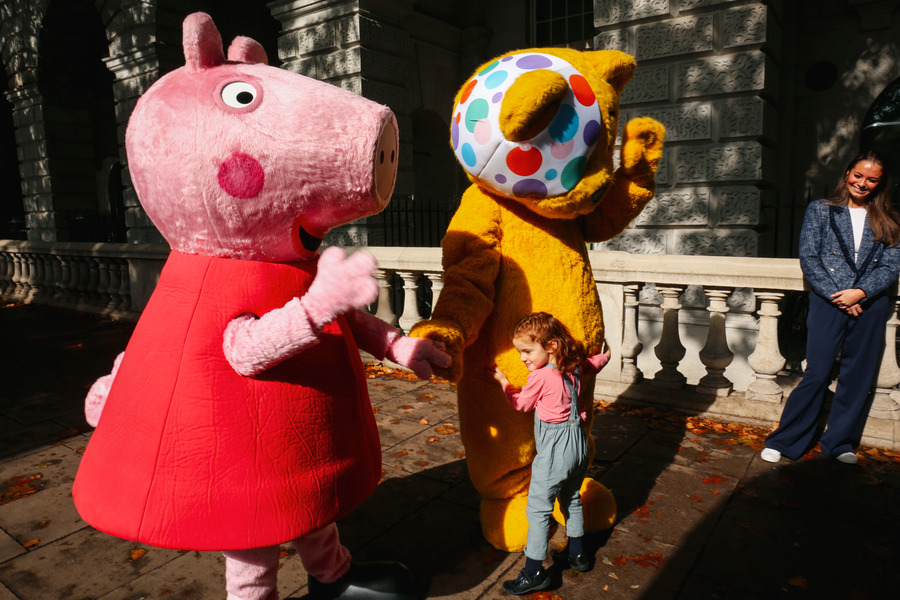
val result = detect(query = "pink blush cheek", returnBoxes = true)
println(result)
[218,152,265,198]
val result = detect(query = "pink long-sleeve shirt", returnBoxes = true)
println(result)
[502,353,609,423]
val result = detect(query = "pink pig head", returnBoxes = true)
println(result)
[125,12,398,262]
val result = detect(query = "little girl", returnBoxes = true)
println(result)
[491,312,610,595]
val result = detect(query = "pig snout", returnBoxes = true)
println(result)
[374,113,399,208]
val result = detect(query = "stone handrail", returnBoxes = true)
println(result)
[3,241,899,450]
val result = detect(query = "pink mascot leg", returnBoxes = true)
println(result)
[224,546,280,600]
[293,523,352,583]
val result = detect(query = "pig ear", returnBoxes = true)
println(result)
[227,37,268,65]
[183,12,225,71]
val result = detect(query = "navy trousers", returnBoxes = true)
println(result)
[765,292,889,460]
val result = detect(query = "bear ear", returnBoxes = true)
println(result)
[183,12,225,71]
[585,50,636,94]
[227,36,268,65]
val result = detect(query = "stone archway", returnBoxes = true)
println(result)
[38,0,122,242]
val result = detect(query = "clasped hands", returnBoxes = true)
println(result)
[831,288,866,316]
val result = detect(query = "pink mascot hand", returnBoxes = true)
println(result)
[85,352,124,427]
[303,246,379,328]
[386,336,451,380]
[223,247,379,377]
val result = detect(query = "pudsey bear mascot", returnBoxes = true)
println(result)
[73,13,448,600]
[410,48,665,552]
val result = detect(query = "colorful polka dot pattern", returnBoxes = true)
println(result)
[451,52,602,198]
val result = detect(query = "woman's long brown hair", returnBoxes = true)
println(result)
[825,150,900,247]
[513,312,586,374]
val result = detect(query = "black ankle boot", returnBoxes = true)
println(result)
[307,561,422,600]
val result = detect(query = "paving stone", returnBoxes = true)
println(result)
[381,418,464,482]
[374,387,459,425]
[0,582,17,600]
[95,547,307,600]
[600,459,734,552]
[0,526,182,600]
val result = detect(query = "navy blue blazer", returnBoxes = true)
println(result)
[799,199,900,304]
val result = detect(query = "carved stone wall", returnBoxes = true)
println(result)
[594,0,781,257]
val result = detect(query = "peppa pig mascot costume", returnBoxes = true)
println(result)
[72,12,447,600]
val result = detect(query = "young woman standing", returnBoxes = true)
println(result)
[762,150,900,464]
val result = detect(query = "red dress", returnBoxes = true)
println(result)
[73,251,381,551]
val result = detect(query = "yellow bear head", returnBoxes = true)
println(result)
[450,48,636,220]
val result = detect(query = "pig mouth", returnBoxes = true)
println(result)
[298,225,323,252]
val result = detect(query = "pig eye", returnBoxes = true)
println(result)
[221,82,258,108]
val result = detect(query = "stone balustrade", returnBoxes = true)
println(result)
[3,241,899,450]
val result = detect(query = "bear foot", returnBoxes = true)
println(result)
[480,495,531,553]
[552,477,616,532]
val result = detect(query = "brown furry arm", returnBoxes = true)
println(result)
[583,117,665,243]
[410,187,502,380]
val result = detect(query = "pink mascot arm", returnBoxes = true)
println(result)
[222,246,379,376]
[346,309,450,380]
[85,351,125,427]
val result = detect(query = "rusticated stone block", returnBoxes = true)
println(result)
[676,231,759,256]
[632,103,711,142]
[636,16,714,61]
[723,4,768,48]
[634,190,709,226]
[676,142,762,183]
[717,96,766,139]
[620,65,669,104]
[595,29,630,53]
[284,22,337,55]
[596,0,670,27]
[715,187,761,226]
[677,51,766,98]
[596,233,667,254]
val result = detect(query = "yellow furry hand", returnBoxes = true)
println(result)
[620,117,665,181]
[408,318,465,382]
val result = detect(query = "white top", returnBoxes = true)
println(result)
[850,207,867,262]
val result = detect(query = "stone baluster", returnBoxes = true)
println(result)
[25,253,45,303]
[18,252,35,301]
[107,258,123,309]
[116,259,131,311]
[47,254,63,302]
[747,291,786,402]
[395,270,422,333]
[424,272,443,317]
[0,251,12,297]
[57,255,75,305]
[96,257,112,309]
[653,285,686,389]
[11,252,26,300]
[870,297,900,420]
[373,269,398,326]
[70,255,89,306]
[697,287,734,395]
[620,283,644,383]
[86,256,101,308]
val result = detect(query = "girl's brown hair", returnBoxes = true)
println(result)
[513,312,586,374]
[825,149,900,247]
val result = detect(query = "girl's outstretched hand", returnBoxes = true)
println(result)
[490,364,510,388]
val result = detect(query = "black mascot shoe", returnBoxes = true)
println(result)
[501,568,551,595]
[307,561,422,600]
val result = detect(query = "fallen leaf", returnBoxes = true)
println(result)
[130,548,146,562]
[22,539,39,549]
[435,426,457,435]
[419,419,429,425]
[787,575,808,589]
[392,451,408,458]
